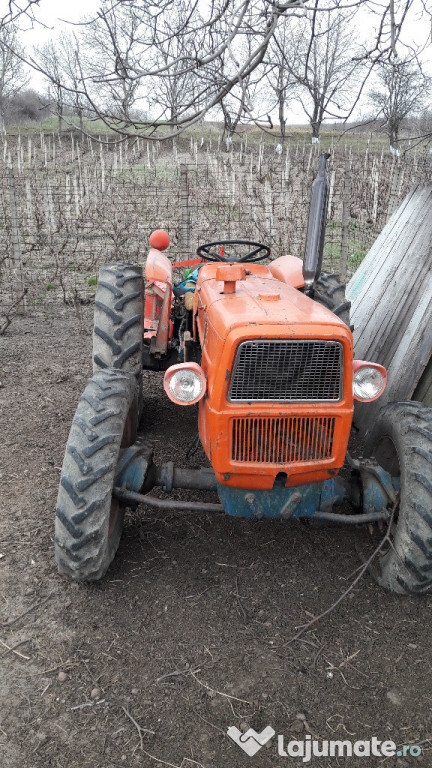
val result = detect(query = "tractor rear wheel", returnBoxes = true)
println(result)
[55,369,138,581]
[93,263,144,417]
[313,272,351,328]
[365,401,432,595]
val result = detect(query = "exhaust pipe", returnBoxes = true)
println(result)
[302,153,331,293]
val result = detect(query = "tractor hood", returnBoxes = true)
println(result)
[194,262,354,488]
[194,262,349,344]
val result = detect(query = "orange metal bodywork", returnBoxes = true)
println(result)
[268,255,305,289]
[144,248,173,349]
[192,260,354,489]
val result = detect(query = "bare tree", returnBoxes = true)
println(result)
[219,87,248,146]
[219,68,268,147]
[24,0,428,142]
[57,34,87,132]
[0,27,29,132]
[80,3,143,124]
[282,8,364,140]
[31,36,87,133]
[151,46,195,128]
[0,1,46,132]
[0,1,40,31]
[36,41,65,133]
[265,19,297,144]
[369,58,431,148]
[220,93,243,145]
[149,1,205,130]
[416,109,432,141]
[217,15,265,148]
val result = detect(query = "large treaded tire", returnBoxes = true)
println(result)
[313,272,352,328]
[365,401,432,595]
[93,263,144,378]
[55,369,138,582]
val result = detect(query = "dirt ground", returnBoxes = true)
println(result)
[1,307,431,768]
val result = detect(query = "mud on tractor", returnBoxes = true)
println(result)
[55,155,432,595]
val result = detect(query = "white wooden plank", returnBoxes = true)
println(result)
[350,186,432,359]
[347,186,417,304]
[348,183,432,435]
[349,186,432,335]
[384,289,432,399]
[357,227,432,362]
[348,185,429,313]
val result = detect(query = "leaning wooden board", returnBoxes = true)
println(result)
[346,183,432,435]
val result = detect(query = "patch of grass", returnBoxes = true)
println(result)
[2,118,398,155]
[324,219,373,270]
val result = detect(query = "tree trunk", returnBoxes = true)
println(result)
[169,104,178,129]
[0,98,6,135]
[279,95,286,143]
[311,101,322,140]
[57,103,63,135]
[311,121,320,140]
[389,125,399,147]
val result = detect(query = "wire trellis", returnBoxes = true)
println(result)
[0,133,431,312]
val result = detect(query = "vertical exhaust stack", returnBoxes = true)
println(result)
[303,153,331,294]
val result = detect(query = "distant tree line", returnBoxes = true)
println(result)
[0,0,430,150]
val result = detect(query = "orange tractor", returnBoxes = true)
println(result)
[55,156,432,594]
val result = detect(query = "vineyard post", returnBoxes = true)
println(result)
[7,166,27,311]
[180,164,190,256]
[339,158,351,283]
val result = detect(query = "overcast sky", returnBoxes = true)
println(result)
[23,0,100,56]
[27,0,100,30]
[20,0,432,126]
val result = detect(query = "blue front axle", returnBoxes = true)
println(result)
[115,447,394,522]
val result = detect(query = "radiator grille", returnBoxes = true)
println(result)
[232,416,336,464]
[229,340,343,402]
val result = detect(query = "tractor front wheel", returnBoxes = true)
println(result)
[55,369,138,581]
[365,401,432,595]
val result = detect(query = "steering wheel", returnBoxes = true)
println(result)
[197,239,271,263]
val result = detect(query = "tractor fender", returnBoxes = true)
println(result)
[268,255,305,289]
[145,248,172,286]
[144,248,173,349]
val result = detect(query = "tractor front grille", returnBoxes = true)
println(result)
[229,340,343,402]
[232,416,336,464]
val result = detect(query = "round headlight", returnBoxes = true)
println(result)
[353,366,385,401]
[164,363,207,406]
[169,369,203,402]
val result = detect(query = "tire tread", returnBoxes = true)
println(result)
[313,272,351,328]
[365,401,432,595]
[55,369,137,581]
